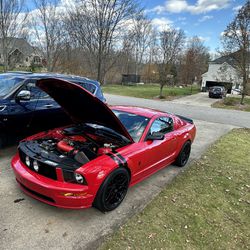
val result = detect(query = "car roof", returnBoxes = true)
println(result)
[111,106,171,119]
[2,72,100,87]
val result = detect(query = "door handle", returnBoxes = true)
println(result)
[44,104,54,108]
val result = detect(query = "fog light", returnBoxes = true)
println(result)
[33,160,39,172]
[74,173,84,184]
[62,192,87,197]
[25,156,30,167]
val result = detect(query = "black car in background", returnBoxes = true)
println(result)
[0,72,106,147]
[208,86,227,98]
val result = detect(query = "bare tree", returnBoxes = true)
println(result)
[0,0,28,71]
[130,12,152,76]
[66,0,138,84]
[221,1,250,104]
[31,0,65,71]
[180,36,209,86]
[157,28,185,97]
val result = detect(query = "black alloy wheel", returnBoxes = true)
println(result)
[93,168,130,212]
[175,141,191,167]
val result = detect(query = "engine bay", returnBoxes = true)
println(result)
[19,123,125,169]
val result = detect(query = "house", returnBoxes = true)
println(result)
[0,37,44,69]
[201,53,250,94]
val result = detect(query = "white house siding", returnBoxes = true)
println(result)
[201,62,242,93]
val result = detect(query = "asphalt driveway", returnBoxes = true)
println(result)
[0,94,241,250]
[106,94,250,128]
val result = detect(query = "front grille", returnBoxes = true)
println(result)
[17,179,55,203]
[19,149,57,180]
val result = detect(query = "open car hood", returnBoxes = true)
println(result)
[37,78,134,143]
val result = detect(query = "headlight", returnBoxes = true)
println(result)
[25,156,31,167]
[74,173,86,184]
[33,160,39,172]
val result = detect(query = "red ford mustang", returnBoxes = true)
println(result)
[12,78,196,212]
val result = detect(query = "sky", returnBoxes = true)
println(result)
[143,0,246,53]
[26,0,246,53]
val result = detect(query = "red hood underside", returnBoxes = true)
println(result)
[36,78,133,143]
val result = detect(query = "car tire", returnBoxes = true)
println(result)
[93,168,130,212]
[175,141,191,167]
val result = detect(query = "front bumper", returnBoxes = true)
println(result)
[209,93,222,98]
[11,154,94,209]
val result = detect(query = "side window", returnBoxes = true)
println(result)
[149,117,174,135]
[75,81,96,94]
[25,82,50,99]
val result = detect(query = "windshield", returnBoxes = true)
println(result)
[211,87,222,91]
[0,76,24,97]
[113,110,149,142]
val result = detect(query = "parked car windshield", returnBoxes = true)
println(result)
[211,87,222,91]
[113,110,149,142]
[0,76,24,97]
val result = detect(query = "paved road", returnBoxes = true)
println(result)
[0,94,243,250]
[171,92,219,107]
[106,94,250,128]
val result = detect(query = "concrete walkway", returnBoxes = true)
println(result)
[171,92,219,107]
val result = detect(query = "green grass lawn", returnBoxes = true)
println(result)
[212,97,250,112]
[101,129,250,250]
[102,84,200,100]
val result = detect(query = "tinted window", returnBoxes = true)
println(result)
[149,117,174,135]
[113,110,149,142]
[74,81,96,94]
[214,88,222,91]
[0,76,24,97]
[25,82,50,99]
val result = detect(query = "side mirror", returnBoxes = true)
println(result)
[147,132,164,141]
[16,90,31,101]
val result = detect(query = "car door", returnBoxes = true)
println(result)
[131,116,178,182]
[9,80,69,134]
[24,80,72,132]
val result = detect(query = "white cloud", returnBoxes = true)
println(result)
[151,17,173,32]
[198,15,214,22]
[198,36,211,42]
[149,0,231,14]
[232,5,242,13]
[166,0,188,13]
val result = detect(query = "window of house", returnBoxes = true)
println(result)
[149,117,174,135]
[33,56,41,63]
